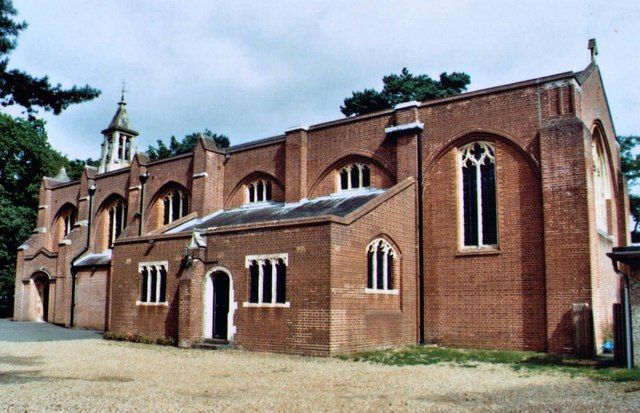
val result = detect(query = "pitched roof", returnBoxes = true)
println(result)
[101,99,138,136]
[168,189,385,233]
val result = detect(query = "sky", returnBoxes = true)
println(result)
[7,0,640,160]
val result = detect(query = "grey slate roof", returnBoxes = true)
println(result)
[170,189,384,233]
[101,100,138,135]
[73,251,112,268]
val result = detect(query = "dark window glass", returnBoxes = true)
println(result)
[257,181,264,202]
[480,161,497,245]
[159,267,167,302]
[140,268,148,302]
[108,207,115,246]
[462,163,478,246]
[362,166,371,187]
[340,169,349,190]
[276,260,286,303]
[249,261,259,303]
[248,184,255,202]
[351,166,360,189]
[163,197,171,225]
[149,267,157,303]
[181,193,188,217]
[171,190,181,221]
[262,260,273,303]
[376,245,384,289]
[387,253,394,290]
[367,250,374,289]
[265,181,272,201]
[115,202,123,239]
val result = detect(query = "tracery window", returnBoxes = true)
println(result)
[338,163,371,191]
[593,139,611,233]
[459,142,497,247]
[138,262,167,304]
[366,239,396,292]
[61,208,76,239]
[247,179,272,203]
[162,188,189,225]
[108,200,127,247]
[245,254,288,306]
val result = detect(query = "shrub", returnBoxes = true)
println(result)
[103,331,176,346]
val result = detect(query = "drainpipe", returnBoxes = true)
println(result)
[611,261,634,370]
[417,129,425,345]
[138,171,150,236]
[70,182,96,327]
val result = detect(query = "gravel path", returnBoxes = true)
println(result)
[1,324,638,411]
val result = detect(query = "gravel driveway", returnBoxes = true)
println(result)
[1,320,638,412]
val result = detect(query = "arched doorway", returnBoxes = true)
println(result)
[32,272,50,322]
[204,269,234,341]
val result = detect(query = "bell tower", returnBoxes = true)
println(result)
[98,84,139,173]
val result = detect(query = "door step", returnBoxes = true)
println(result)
[193,338,231,350]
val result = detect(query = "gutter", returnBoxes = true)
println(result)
[69,183,96,327]
[610,260,634,369]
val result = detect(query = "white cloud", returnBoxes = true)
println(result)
[8,0,640,159]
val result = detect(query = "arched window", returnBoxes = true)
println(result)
[246,254,288,305]
[138,262,167,304]
[246,179,272,203]
[108,200,127,247]
[338,163,371,191]
[459,142,497,248]
[63,209,77,238]
[366,239,396,292]
[162,188,189,225]
[593,138,611,233]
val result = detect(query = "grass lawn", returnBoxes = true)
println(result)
[341,345,640,382]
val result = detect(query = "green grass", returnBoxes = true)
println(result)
[340,345,640,382]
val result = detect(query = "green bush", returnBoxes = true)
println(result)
[103,331,176,346]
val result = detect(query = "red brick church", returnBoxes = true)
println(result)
[13,48,628,356]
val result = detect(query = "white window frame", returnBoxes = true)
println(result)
[592,139,612,235]
[337,163,371,192]
[162,189,188,225]
[458,141,498,249]
[243,253,290,307]
[108,201,127,247]
[246,179,273,204]
[136,261,169,306]
[365,238,398,295]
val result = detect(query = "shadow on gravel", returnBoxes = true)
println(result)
[0,354,44,367]
[0,369,134,385]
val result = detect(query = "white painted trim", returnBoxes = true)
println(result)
[135,301,168,306]
[138,261,168,272]
[284,124,308,132]
[192,172,209,178]
[33,227,47,234]
[38,205,49,210]
[128,185,142,191]
[79,196,90,201]
[203,266,237,342]
[242,302,290,308]
[365,288,399,295]
[393,100,420,110]
[58,239,72,246]
[384,122,424,134]
[75,220,89,227]
[245,253,289,268]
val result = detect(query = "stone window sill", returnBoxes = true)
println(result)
[365,288,399,295]
[456,247,501,257]
[242,302,290,308]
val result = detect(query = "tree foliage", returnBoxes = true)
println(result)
[617,135,640,235]
[341,68,471,117]
[0,113,71,316]
[0,0,100,116]
[146,129,230,161]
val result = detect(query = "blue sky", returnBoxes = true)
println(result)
[8,0,640,159]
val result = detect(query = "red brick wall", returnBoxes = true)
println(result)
[329,182,417,354]
[423,138,546,351]
[74,268,108,330]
